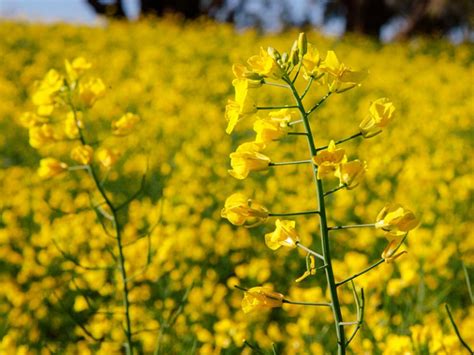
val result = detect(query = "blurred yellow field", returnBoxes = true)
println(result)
[0,19,473,354]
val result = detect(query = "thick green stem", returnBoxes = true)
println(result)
[70,97,134,355]
[284,76,346,354]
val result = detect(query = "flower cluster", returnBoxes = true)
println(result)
[222,33,419,352]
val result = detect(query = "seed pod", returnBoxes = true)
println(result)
[298,32,307,58]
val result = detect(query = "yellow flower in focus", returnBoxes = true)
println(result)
[241,287,284,313]
[112,112,140,136]
[302,43,321,80]
[221,193,269,227]
[37,158,68,179]
[232,63,263,88]
[312,140,346,179]
[228,142,270,180]
[247,47,283,79]
[335,159,367,189]
[265,219,300,250]
[71,145,94,165]
[359,98,396,138]
[381,239,407,263]
[65,57,91,82]
[375,204,418,236]
[225,78,258,134]
[319,51,367,93]
[79,77,106,107]
[253,112,290,143]
[28,124,56,148]
[96,148,119,169]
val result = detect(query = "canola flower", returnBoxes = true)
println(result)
[1,20,472,354]
[223,32,421,354]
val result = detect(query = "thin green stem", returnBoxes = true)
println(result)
[256,105,298,110]
[269,210,319,217]
[263,80,290,89]
[295,242,324,261]
[284,300,332,307]
[445,303,473,354]
[288,119,303,126]
[69,93,134,355]
[329,224,375,231]
[461,260,473,304]
[336,259,384,287]
[316,132,363,152]
[288,132,308,136]
[269,159,312,166]
[307,92,332,116]
[301,77,314,100]
[283,75,346,354]
[324,185,347,197]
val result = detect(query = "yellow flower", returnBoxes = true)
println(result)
[71,145,94,165]
[111,112,140,136]
[302,43,321,80]
[295,255,317,283]
[319,51,367,93]
[312,140,346,179]
[79,77,106,107]
[32,69,65,116]
[253,111,291,143]
[375,204,419,237]
[28,124,56,149]
[37,158,68,179]
[228,142,270,180]
[232,63,263,88]
[65,57,91,82]
[241,287,284,313]
[335,160,367,189]
[64,111,83,139]
[381,239,407,263]
[265,219,300,250]
[247,47,283,79]
[96,148,119,169]
[18,112,45,128]
[225,78,257,134]
[359,98,396,138]
[221,193,269,227]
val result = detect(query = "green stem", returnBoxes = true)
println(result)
[307,92,332,116]
[263,80,290,89]
[256,105,298,110]
[295,242,324,261]
[269,159,312,166]
[269,210,319,217]
[283,75,346,354]
[288,132,308,136]
[316,132,363,152]
[328,224,376,231]
[69,96,134,355]
[301,77,314,100]
[324,185,347,197]
[284,300,332,307]
[336,259,384,287]
[445,303,473,354]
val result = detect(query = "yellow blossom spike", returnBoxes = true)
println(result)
[359,98,396,138]
[228,142,270,180]
[221,193,269,227]
[264,219,300,250]
[312,140,346,179]
[241,287,284,313]
[375,204,418,237]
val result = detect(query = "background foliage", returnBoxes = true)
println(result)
[0,19,473,354]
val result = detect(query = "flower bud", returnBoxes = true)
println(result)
[298,32,307,58]
[38,158,68,179]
